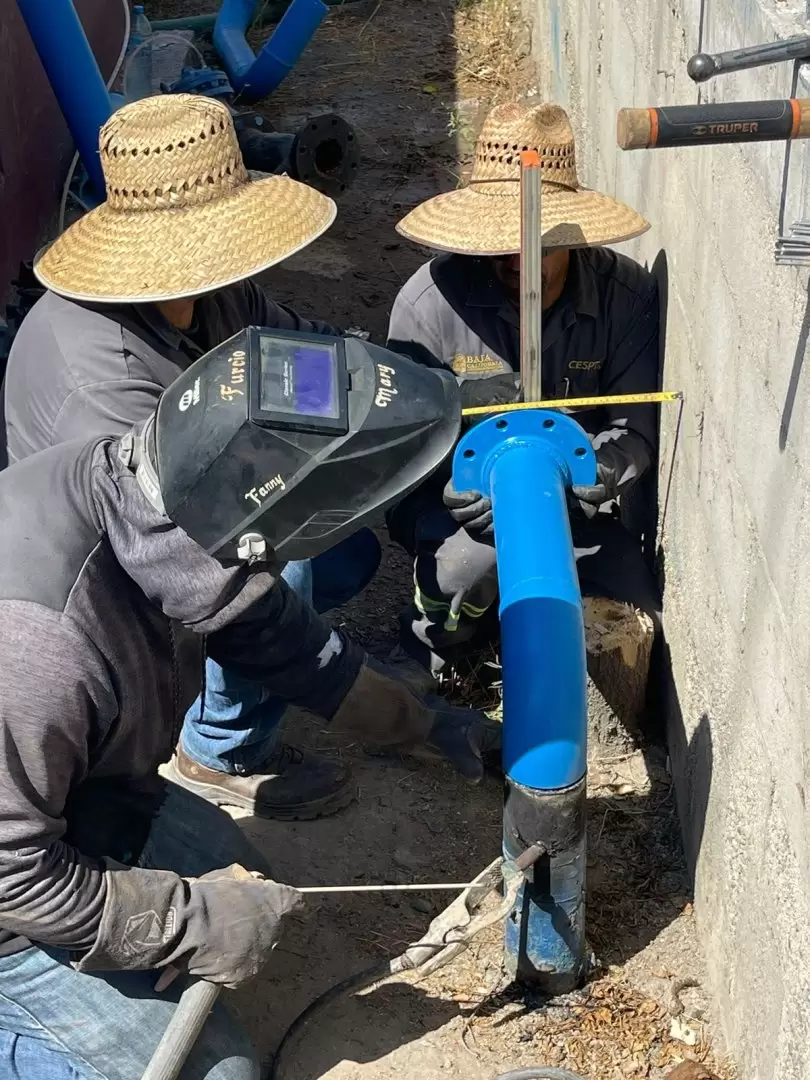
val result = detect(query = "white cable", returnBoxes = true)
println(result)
[121,32,206,100]
[110,0,133,92]
[57,0,131,234]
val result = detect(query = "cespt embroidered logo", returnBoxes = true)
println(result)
[451,353,504,375]
[568,360,603,371]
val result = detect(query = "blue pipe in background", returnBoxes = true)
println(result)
[214,0,328,102]
[16,0,111,201]
[453,409,596,990]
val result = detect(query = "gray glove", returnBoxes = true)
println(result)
[332,659,495,782]
[571,442,636,514]
[443,479,493,538]
[77,861,302,987]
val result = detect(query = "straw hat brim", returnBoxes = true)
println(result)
[396,185,649,256]
[34,174,337,303]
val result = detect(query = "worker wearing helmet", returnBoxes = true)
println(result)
[0,342,489,1078]
[385,102,661,683]
[3,94,385,822]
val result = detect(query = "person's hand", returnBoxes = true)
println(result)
[571,443,628,513]
[331,660,499,782]
[443,479,493,538]
[570,477,610,508]
[77,861,302,984]
[182,864,302,987]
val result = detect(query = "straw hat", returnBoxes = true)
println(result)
[35,94,337,303]
[396,103,649,255]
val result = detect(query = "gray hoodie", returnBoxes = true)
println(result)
[0,433,362,968]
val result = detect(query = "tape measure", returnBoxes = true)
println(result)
[461,390,682,418]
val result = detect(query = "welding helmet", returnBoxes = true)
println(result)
[131,327,461,563]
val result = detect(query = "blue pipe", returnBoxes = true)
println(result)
[16,0,111,201]
[453,409,596,989]
[214,0,328,102]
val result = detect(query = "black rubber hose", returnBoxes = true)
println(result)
[269,961,392,1080]
[270,963,587,1080]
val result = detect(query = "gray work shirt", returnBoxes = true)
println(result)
[387,249,660,486]
[0,434,362,967]
[4,281,337,465]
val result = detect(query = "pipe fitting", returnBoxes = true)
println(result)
[214,0,328,102]
[236,113,360,197]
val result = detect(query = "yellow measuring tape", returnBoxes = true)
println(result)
[461,390,682,417]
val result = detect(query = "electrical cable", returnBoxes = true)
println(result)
[57,0,131,235]
[269,958,588,1080]
[269,961,394,1080]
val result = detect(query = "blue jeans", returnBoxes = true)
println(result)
[0,783,271,1080]
[181,529,381,774]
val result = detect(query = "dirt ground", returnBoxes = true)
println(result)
[150,1,733,1077]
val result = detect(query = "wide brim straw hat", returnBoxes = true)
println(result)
[35,94,336,303]
[396,103,649,256]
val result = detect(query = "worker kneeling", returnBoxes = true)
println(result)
[0,333,490,1079]
[386,102,662,683]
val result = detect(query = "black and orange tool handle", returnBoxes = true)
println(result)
[617,99,810,150]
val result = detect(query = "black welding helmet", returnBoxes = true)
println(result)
[138,328,460,562]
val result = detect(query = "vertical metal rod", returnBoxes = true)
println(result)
[520,150,543,403]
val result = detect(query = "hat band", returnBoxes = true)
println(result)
[106,160,250,211]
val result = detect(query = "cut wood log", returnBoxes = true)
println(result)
[583,596,655,734]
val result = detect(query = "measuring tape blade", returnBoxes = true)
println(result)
[461,390,682,418]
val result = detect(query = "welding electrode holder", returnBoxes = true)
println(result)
[617,98,810,150]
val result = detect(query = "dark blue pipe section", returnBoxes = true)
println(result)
[502,778,586,987]
[453,409,596,988]
[16,0,111,202]
[214,0,328,102]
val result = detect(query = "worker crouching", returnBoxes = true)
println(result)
[0,351,492,1077]
[385,102,662,682]
[3,94,385,823]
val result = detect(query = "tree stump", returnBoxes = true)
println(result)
[583,596,655,735]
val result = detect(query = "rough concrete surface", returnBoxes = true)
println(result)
[524,0,810,1074]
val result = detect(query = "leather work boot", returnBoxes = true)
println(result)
[164,743,356,821]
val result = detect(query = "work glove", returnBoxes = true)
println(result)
[77,861,302,987]
[442,479,493,539]
[180,864,303,987]
[570,441,634,516]
[458,371,521,411]
[331,658,495,782]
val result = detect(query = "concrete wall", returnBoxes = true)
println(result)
[525,0,810,1074]
[0,0,124,307]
